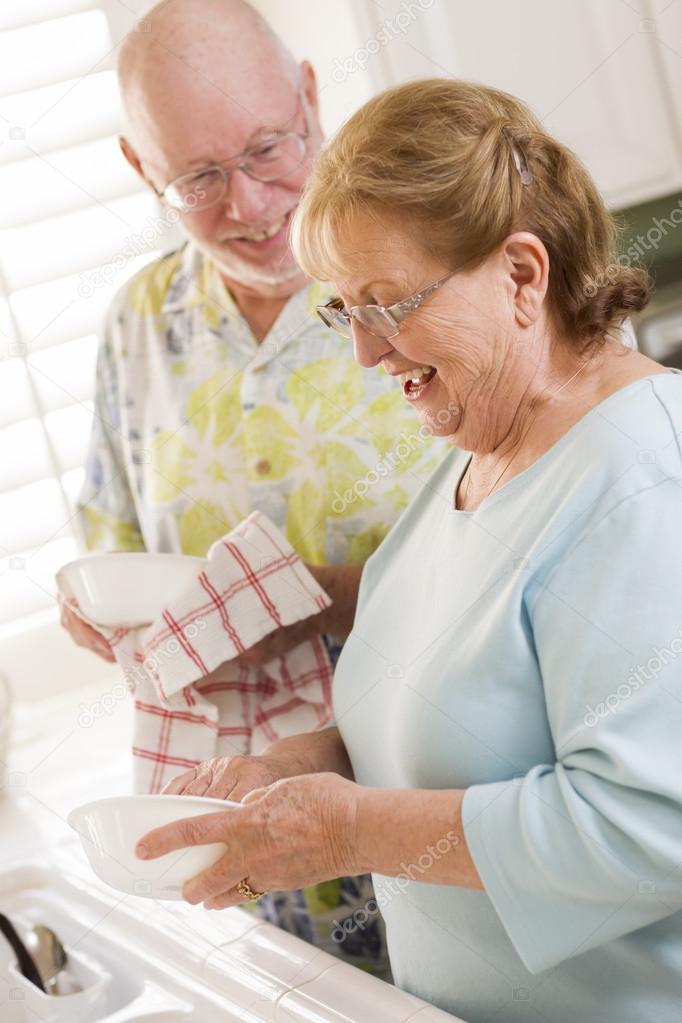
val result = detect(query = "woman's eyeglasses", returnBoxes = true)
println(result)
[316,271,455,340]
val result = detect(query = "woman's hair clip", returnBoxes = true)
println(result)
[511,143,533,186]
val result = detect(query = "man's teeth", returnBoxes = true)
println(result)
[398,367,435,386]
[237,214,287,242]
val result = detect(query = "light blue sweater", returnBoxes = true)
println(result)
[334,372,682,1022]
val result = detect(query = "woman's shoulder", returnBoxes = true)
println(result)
[525,368,682,551]
[582,367,682,464]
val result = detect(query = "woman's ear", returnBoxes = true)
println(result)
[502,231,550,328]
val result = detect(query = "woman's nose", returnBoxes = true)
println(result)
[223,168,271,224]
[351,323,393,369]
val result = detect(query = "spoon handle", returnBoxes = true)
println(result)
[0,912,47,992]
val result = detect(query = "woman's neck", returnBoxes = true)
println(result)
[456,341,667,512]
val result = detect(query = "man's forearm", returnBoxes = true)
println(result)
[306,563,363,639]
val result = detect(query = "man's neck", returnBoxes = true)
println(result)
[220,271,307,343]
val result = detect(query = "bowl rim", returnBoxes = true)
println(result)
[67,793,239,831]
[58,552,207,577]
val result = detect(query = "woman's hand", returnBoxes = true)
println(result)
[161,750,311,802]
[162,727,355,800]
[137,772,363,908]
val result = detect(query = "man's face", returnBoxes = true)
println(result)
[132,66,323,292]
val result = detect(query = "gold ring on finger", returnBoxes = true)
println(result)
[236,876,266,901]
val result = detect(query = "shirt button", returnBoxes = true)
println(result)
[255,458,271,475]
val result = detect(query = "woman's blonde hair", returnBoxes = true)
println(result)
[291,78,651,345]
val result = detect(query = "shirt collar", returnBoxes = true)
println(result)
[159,242,337,367]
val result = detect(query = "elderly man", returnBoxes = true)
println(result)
[63,0,442,975]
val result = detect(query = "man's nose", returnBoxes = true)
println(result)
[352,322,393,369]
[223,168,271,223]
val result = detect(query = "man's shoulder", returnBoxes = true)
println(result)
[109,243,197,322]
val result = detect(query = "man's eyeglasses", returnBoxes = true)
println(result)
[157,94,311,214]
[316,272,455,340]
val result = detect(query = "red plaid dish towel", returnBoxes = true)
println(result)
[62,512,334,793]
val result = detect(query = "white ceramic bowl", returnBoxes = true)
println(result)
[68,794,238,900]
[56,552,206,627]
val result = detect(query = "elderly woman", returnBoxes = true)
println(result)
[137,80,682,1021]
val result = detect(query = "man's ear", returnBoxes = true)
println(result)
[119,135,154,189]
[299,60,319,116]
[503,231,550,328]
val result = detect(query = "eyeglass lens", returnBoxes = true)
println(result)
[171,135,306,211]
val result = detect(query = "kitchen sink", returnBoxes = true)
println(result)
[0,858,460,1022]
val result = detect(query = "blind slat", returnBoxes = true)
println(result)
[0,71,121,171]
[30,334,98,415]
[4,191,163,291]
[0,535,77,624]
[0,1,95,34]
[0,11,112,97]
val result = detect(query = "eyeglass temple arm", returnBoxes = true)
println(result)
[392,273,453,322]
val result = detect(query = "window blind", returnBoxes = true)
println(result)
[0,0,170,698]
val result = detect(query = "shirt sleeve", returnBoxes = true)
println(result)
[462,482,682,974]
[76,315,145,553]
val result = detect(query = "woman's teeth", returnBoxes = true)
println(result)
[398,366,436,387]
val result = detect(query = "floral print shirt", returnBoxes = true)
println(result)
[76,242,446,976]
[77,243,445,564]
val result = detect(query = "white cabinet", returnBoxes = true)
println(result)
[316,0,682,210]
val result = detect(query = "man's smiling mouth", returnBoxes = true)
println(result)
[226,209,293,243]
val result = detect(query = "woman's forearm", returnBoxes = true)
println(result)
[262,726,355,780]
[353,786,483,889]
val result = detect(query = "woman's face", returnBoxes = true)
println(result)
[333,216,548,453]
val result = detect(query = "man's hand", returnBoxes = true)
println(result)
[59,601,115,662]
[233,563,363,669]
[235,616,321,668]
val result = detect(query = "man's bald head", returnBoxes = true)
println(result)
[116,0,323,294]
[118,0,301,160]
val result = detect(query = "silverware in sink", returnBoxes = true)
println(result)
[0,911,46,992]
[24,922,83,995]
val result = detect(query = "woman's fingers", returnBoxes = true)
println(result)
[162,768,197,795]
[162,754,285,805]
[204,892,239,910]
[135,809,231,860]
[181,767,216,797]
[240,787,267,804]
[182,856,241,904]
[204,880,267,910]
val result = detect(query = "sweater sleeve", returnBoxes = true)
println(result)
[462,483,682,974]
